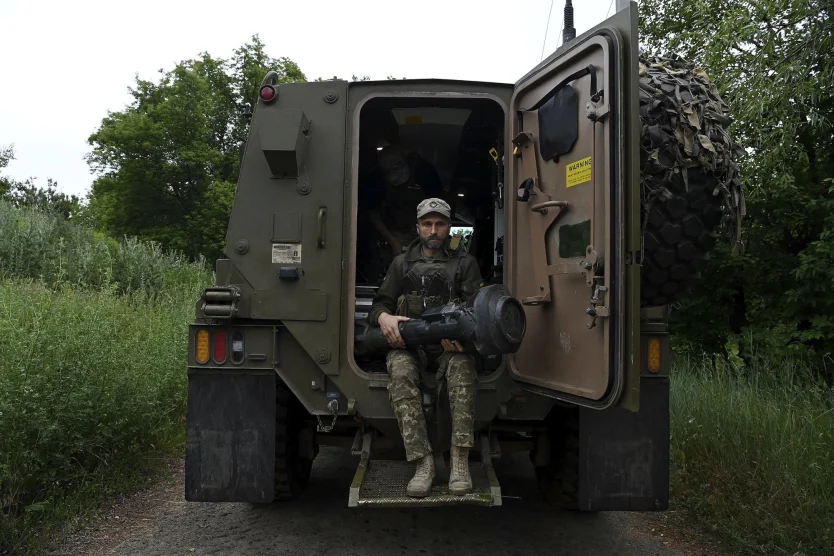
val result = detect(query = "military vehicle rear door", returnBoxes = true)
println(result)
[506,4,640,409]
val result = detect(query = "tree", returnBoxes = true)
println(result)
[0,144,82,219]
[0,144,14,198]
[315,74,371,81]
[638,0,834,359]
[85,36,305,261]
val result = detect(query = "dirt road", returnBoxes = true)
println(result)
[52,447,714,556]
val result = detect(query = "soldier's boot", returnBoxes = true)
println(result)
[449,445,472,495]
[406,453,436,498]
[446,353,475,496]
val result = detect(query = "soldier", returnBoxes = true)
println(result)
[367,198,484,498]
[364,147,446,258]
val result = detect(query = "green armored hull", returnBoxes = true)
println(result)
[183,1,743,510]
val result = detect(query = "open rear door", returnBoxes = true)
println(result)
[507,5,640,409]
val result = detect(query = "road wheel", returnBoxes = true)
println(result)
[637,54,745,307]
[533,411,581,511]
[274,381,314,500]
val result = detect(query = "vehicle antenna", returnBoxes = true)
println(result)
[562,0,576,45]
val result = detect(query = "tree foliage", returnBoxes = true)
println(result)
[0,144,14,198]
[639,0,834,360]
[85,36,305,261]
[0,144,82,220]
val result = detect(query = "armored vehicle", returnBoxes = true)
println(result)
[184,1,743,510]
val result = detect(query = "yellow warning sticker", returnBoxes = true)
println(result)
[566,156,592,188]
[404,115,423,124]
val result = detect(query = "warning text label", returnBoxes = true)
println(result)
[566,156,593,188]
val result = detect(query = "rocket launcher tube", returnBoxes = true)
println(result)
[354,284,527,358]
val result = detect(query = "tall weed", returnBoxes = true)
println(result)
[671,344,834,555]
[0,202,213,553]
[0,278,206,553]
[0,201,212,298]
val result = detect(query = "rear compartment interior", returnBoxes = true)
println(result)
[353,96,506,374]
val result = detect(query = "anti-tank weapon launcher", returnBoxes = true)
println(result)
[354,284,527,357]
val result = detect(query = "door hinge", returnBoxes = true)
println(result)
[585,90,609,122]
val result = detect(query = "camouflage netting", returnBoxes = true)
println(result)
[637,54,747,306]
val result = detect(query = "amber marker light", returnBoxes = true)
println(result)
[196,329,210,364]
[647,337,662,373]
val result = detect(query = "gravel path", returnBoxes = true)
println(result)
[51,447,722,556]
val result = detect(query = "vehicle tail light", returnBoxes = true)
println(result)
[647,337,662,373]
[196,329,210,364]
[260,85,276,103]
[213,330,227,363]
[231,330,245,364]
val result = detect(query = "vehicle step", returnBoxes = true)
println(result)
[348,457,502,508]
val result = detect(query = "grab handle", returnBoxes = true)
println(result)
[317,207,326,249]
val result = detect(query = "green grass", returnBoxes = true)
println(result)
[670,347,834,555]
[0,201,213,554]
[0,279,209,553]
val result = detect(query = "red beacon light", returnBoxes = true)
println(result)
[259,85,277,103]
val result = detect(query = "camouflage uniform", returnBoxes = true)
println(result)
[369,236,484,461]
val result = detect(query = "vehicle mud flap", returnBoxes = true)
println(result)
[578,378,669,511]
[185,369,276,503]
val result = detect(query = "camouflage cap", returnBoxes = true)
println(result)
[416,198,451,219]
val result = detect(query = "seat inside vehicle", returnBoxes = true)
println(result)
[353,96,506,374]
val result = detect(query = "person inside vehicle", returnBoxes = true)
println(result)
[364,146,447,259]
[367,198,484,498]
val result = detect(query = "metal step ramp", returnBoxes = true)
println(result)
[348,431,502,508]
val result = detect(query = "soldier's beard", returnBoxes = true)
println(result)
[420,235,445,251]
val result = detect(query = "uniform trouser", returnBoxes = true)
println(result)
[386,348,477,461]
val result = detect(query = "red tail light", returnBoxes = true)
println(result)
[213,330,227,363]
[260,85,276,103]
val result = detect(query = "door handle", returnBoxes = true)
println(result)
[530,200,568,214]
[317,207,326,248]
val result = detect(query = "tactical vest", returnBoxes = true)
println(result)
[396,250,466,319]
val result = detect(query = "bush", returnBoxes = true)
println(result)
[0,202,213,553]
[670,344,834,555]
[0,200,212,299]
[0,278,207,553]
